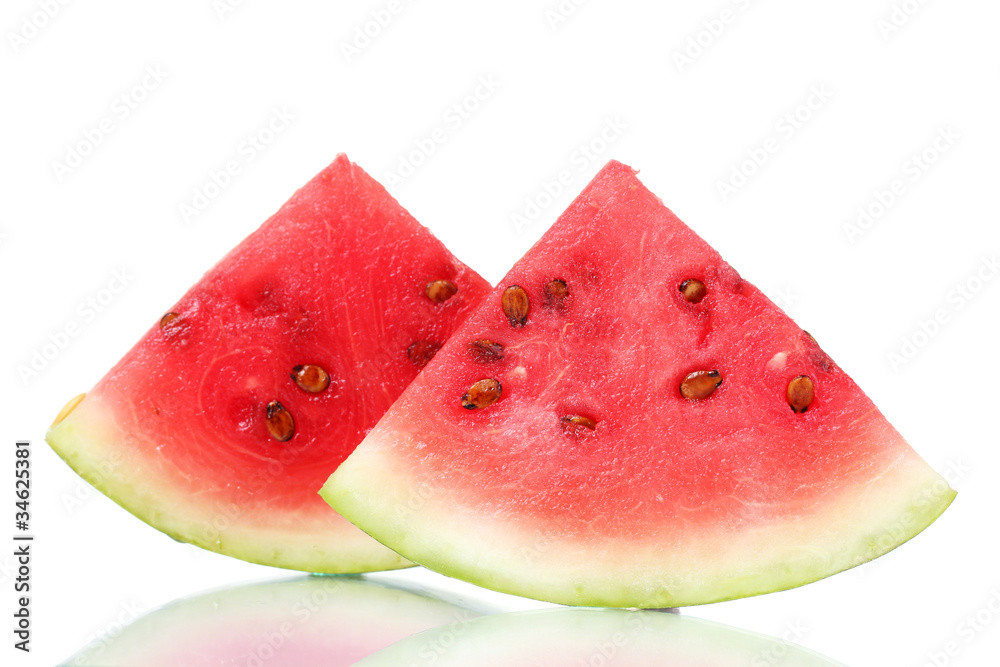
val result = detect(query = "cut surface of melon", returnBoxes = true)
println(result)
[323,160,954,606]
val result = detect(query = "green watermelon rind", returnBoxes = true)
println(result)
[47,394,413,574]
[321,413,955,608]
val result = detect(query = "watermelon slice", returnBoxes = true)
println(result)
[46,155,491,573]
[323,160,955,606]
[62,576,486,666]
[357,607,845,666]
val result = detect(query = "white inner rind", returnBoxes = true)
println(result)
[323,421,954,608]
[47,393,411,573]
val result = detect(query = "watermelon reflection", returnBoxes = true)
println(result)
[60,575,485,666]
[356,606,847,667]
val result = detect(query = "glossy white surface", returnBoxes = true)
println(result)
[2,1,997,665]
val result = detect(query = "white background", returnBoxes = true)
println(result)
[2,1,998,665]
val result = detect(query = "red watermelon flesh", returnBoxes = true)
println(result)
[46,154,491,573]
[324,159,955,606]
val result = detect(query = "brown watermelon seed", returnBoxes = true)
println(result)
[52,393,86,426]
[425,280,458,304]
[679,279,707,304]
[265,400,295,441]
[407,340,442,368]
[160,312,181,329]
[290,364,331,393]
[561,414,597,431]
[502,285,530,328]
[544,279,570,308]
[461,378,502,410]
[787,375,815,414]
[680,370,722,400]
[468,339,504,362]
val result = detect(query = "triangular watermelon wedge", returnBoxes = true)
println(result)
[46,154,491,573]
[323,160,955,606]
